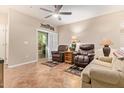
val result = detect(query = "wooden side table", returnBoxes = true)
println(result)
[64,51,73,64]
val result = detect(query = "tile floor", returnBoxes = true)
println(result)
[4,61,81,88]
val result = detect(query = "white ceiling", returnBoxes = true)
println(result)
[1,5,124,26]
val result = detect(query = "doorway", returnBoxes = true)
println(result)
[36,29,58,62]
[38,31,48,60]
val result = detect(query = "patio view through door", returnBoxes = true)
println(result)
[37,29,58,61]
[38,31,48,60]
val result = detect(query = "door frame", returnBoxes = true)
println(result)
[36,28,58,62]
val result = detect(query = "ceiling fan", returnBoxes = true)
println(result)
[40,5,72,20]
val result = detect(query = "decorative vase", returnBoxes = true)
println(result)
[103,45,111,56]
[71,42,76,51]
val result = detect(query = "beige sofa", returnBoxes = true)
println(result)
[81,49,124,88]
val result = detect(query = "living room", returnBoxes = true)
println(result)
[0,5,124,88]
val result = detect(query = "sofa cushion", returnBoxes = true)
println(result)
[90,68,120,85]
[118,72,124,87]
[81,60,112,83]
[112,57,124,73]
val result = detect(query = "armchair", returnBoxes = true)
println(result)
[51,45,68,62]
[74,44,95,68]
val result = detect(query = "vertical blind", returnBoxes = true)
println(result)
[0,24,7,59]
[47,32,58,60]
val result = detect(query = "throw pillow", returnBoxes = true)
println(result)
[113,49,124,60]
[97,56,113,63]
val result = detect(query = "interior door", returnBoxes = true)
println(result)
[0,24,6,60]
[48,32,58,60]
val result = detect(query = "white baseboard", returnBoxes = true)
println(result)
[4,62,8,65]
[8,60,37,68]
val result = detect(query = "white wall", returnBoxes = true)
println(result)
[8,9,56,66]
[57,11,124,49]
[0,14,8,24]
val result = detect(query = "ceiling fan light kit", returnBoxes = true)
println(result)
[53,14,59,18]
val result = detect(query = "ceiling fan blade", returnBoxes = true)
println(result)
[40,8,54,13]
[55,5,63,12]
[59,12,72,15]
[44,15,52,18]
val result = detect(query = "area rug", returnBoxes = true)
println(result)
[65,65,84,76]
[41,61,61,67]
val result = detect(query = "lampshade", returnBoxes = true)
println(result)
[100,39,112,46]
[72,36,77,40]
[71,36,77,43]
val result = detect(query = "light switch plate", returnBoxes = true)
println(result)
[24,41,29,45]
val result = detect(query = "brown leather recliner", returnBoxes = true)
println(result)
[74,44,95,68]
[51,45,68,62]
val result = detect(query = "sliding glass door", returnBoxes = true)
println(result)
[37,29,58,61]
[38,31,48,59]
